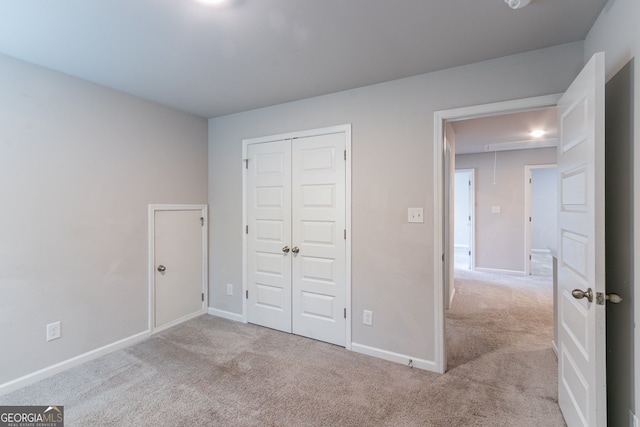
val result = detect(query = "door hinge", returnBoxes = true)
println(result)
[344,229,347,240]
[244,159,249,169]
[246,225,248,234]
[344,150,347,161]
[468,180,471,186]
[529,178,532,184]
[344,308,346,319]
[529,254,532,260]
[246,290,249,299]
[529,217,532,222]
[468,251,471,256]
[200,217,204,226]
[201,293,204,302]
[442,253,445,262]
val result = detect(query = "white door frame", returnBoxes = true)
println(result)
[524,164,557,275]
[148,204,209,333]
[454,168,476,271]
[433,94,561,373]
[242,124,352,350]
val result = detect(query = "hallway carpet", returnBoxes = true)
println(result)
[1,270,564,426]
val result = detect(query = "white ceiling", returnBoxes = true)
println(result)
[0,0,607,118]
[452,108,558,155]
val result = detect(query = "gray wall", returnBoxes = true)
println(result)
[455,148,557,273]
[208,42,584,364]
[585,0,640,418]
[0,53,208,385]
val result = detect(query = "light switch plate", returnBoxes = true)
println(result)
[491,205,501,214]
[408,207,424,223]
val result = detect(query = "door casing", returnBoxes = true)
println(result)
[433,94,562,373]
[242,124,352,350]
[148,204,208,333]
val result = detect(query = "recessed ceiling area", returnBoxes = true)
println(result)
[0,1,607,118]
[451,108,558,155]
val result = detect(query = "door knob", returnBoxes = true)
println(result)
[157,265,166,272]
[291,247,300,254]
[282,246,290,253]
[572,288,593,303]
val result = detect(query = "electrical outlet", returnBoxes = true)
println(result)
[491,205,501,214]
[408,208,424,223]
[363,310,373,326]
[226,283,233,296]
[46,321,61,341]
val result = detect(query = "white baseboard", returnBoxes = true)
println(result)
[351,342,438,373]
[475,267,526,276]
[152,309,207,334]
[449,287,456,307]
[0,330,150,397]
[208,307,244,323]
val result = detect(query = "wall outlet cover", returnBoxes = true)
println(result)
[46,321,61,341]
[408,207,424,223]
[363,310,373,326]
[491,205,501,214]
[226,283,233,296]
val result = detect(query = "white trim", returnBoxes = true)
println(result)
[434,94,562,374]
[454,168,476,271]
[0,330,150,396]
[151,311,207,334]
[242,124,352,349]
[208,308,245,323]
[552,340,558,359]
[524,164,557,275]
[351,343,438,371]
[474,267,526,276]
[148,204,209,334]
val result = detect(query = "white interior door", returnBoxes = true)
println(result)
[454,170,473,270]
[154,209,205,329]
[557,52,605,426]
[246,140,292,333]
[246,130,347,346]
[292,133,346,346]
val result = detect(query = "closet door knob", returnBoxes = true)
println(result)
[282,246,290,253]
[157,265,166,272]
[291,247,300,254]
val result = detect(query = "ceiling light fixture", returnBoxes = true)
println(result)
[505,0,531,9]
[195,0,232,7]
[530,129,546,138]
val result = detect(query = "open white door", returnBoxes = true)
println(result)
[557,52,605,426]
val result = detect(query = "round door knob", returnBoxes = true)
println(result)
[282,246,290,253]
[157,265,166,272]
[291,247,300,254]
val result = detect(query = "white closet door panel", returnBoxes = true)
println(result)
[246,140,292,333]
[291,133,346,346]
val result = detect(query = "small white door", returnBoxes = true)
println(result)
[154,209,205,329]
[454,170,473,270]
[246,140,293,333]
[557,52,605,426]
[291,133,346,346]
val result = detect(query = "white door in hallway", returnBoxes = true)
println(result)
[246,132,347,346]
[557,52,606,426]
[154,208,206,329]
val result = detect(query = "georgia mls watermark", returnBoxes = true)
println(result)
[0,406,63,427]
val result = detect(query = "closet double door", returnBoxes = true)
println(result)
[246,132,346,346]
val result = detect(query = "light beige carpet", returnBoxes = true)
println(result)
[1,270,565,426]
